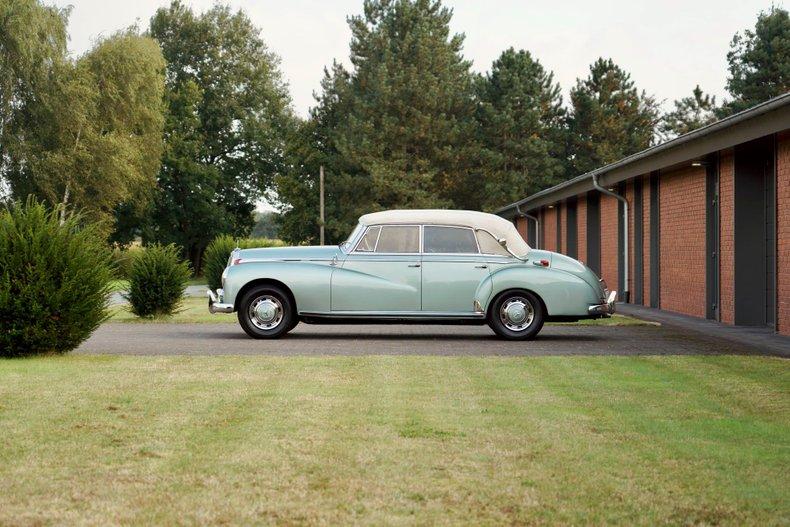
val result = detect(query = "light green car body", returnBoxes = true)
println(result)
[211,223,613,324]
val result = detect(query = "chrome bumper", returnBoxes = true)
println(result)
[588,290,617,316]
[207,289,234,314]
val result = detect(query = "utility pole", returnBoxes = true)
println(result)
[319,165,325,245]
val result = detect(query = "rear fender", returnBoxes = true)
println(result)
[475,266,600,316]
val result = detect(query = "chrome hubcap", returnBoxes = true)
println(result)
[500,297,534,331]
[249,295,283,330]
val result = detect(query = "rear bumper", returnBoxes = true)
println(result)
[588,290,617,316]
[207,289,234,314]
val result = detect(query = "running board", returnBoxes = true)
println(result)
[299,311,487,325]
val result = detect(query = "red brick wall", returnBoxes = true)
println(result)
[600,194,619,296]
[777,132,790,335]
[719,148,735,324]
[515,216,527,241]
[659,165,707,318]
[543,207,557,252]
[642,175,652,306]
[578,195,587,266]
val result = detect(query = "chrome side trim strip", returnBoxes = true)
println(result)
[299,311,486,319]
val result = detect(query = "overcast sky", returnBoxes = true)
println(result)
[53,0,783,117]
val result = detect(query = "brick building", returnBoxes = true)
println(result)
[496,93,790,336]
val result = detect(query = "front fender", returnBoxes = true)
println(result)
[475,265,601,316]
[223,261,333,312]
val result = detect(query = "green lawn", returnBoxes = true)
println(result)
[109,296,653,326]
[0,355,787,524]
[109,278,207,293]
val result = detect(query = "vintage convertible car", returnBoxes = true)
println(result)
[207,210,616,340]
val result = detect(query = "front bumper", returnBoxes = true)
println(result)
[588,290,617,316]
[207,289,234,314]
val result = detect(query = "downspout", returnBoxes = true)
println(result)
[592,174,629,303]
[516,204,540,249]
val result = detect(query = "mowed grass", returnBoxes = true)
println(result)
[0,355,787,525]
[109,296,653,326]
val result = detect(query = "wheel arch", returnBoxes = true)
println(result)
[487,287,548,320]
[234,278,297,313]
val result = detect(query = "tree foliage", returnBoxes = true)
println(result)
[2,20,166,227]
[660,85,718,138]
[722,6,790,115]
[145,1,294,271]
[567,58,659,176]
[474,48,566,210]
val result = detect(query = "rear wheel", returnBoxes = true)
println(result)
[237,285,294,339]
[488,290,545,340]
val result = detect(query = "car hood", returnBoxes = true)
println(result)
[236,245,340,262]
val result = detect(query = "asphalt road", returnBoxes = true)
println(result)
[76,321,768,356]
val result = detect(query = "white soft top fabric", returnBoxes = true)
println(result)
[358,209,531,256]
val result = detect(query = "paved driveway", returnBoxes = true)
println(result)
[76,322,773,356]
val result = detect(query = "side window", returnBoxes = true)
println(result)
[375,226,420,253]
[424,226,478,254]
[477,230,510,256]
[355,226,380,252]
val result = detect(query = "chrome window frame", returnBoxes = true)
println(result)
[351,223,422,255]
[350,222,515,258]
[421,224,481,255]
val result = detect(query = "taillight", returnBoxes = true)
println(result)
[539,259,549,267]
[233,258,242,265]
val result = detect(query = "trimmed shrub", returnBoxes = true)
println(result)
[0,199,113,357]
[126,244,191,318]
[203,236,284,291]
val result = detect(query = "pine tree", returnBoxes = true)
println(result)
[475,48,566,210]
[567,58,659,176]
[336,0,477,210]
[660,85,718,138]
[721,6,790,115]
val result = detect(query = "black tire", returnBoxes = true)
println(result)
[488,290,545,340]
[237,285,295,339]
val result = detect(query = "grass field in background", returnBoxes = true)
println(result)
[108,296,654,326]
[1,355,787,525]
[108,278,206,293]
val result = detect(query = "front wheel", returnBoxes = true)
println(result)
[237,285,295,339]
[488,290,545,340]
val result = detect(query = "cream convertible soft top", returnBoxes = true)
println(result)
[358,209,531,257]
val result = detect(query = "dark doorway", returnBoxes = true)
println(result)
[617,182,626,302]
[649,172,660,308]
[705,153,720,321]
[566,197,578,259]
[734,136,776,327]
[526,217,537,247]
[633,177,644,305]
[586,191,601,275]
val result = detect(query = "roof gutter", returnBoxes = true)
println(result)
[592,174,628,302]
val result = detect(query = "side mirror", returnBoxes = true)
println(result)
[498,238,508,248]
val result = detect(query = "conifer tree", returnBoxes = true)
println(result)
[567,58,659,176]
[475,48,566,210]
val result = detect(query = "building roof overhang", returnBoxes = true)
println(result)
[496,92,790,219]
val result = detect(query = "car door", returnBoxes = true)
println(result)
[331,224,422,312]
[421,225,490,313]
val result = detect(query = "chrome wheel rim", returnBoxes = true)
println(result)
[248,295,283,330]
[499,297,534,331]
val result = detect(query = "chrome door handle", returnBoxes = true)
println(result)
[407,264,421,268]
[475,265,488,269]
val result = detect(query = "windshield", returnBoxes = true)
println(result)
[339,223,364,252]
